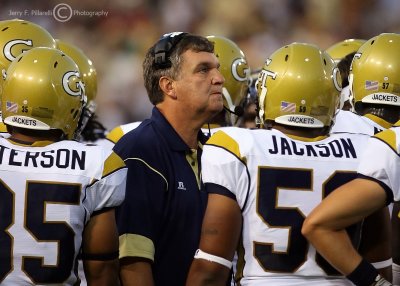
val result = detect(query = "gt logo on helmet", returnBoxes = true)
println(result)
[232,58,250,82]
[62,71,85,97]
[4,39,33,62]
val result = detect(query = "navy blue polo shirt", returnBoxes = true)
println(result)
[114,107,208,286]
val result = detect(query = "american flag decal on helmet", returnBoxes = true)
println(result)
[365,80,379,91]
[280,101,296,113]
[6,101,18,113]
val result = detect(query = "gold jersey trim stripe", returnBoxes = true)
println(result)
[206,130,241,158]
[119,233,155,261]
[0,122,8,132]
[103,152,126,177]
[374,129,397,153]
[106,126,124,144]
[364,113,392,129]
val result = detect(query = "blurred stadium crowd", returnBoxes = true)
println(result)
[2,0,400,130]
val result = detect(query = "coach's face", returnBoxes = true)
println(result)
[174,49,225,121]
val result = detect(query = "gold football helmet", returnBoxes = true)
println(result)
[0,19,56,100]
[350,33,400,110]
[206,35,250,124]
[326,39,366,62]
[257,42,341,128]
[56,40,97,108]
[0,19,56,71]
[2,47,86,139]
[56,39,97,137]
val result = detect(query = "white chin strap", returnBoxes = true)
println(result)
[339,85,350,110]
[348,74,355,112]
[222,87,236,125]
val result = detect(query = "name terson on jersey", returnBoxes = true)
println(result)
[268,135,357,158]
[0,145,86,169]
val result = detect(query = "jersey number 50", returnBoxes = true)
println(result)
[254,167,360,274]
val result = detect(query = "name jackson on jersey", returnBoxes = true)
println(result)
[268,135,357,158]
[0,144,85,169]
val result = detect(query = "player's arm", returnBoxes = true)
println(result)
[392,202,400,285]
[82,208,120,286]
[186,191,242,286]
[120,257,154,286]
[302,178,388,285]
[359,206,392,281]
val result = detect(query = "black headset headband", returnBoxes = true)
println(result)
[153,32,188,69]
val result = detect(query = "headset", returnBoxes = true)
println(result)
[223,105,244,117]
[153,32,245,119]
[153,32,188,69]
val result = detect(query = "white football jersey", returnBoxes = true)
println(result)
[202,127,369,285]
[84,137,115,150]
[330,110,395,216]
[0,138,127,285]
[202,127,226,139]
[357,125,400,202]
[106,121,142,145]
[331,110,388,135]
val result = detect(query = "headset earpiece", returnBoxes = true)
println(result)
[153,32,188,69]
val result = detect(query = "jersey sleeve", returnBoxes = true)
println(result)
[202,130,250,209]
[106,122,142,144]
[86,151,127,214]
[115,155,168,261]
[357,129,400,202]
[106,125,124,144]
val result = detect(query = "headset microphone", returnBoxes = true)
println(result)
[224,105,244,117]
